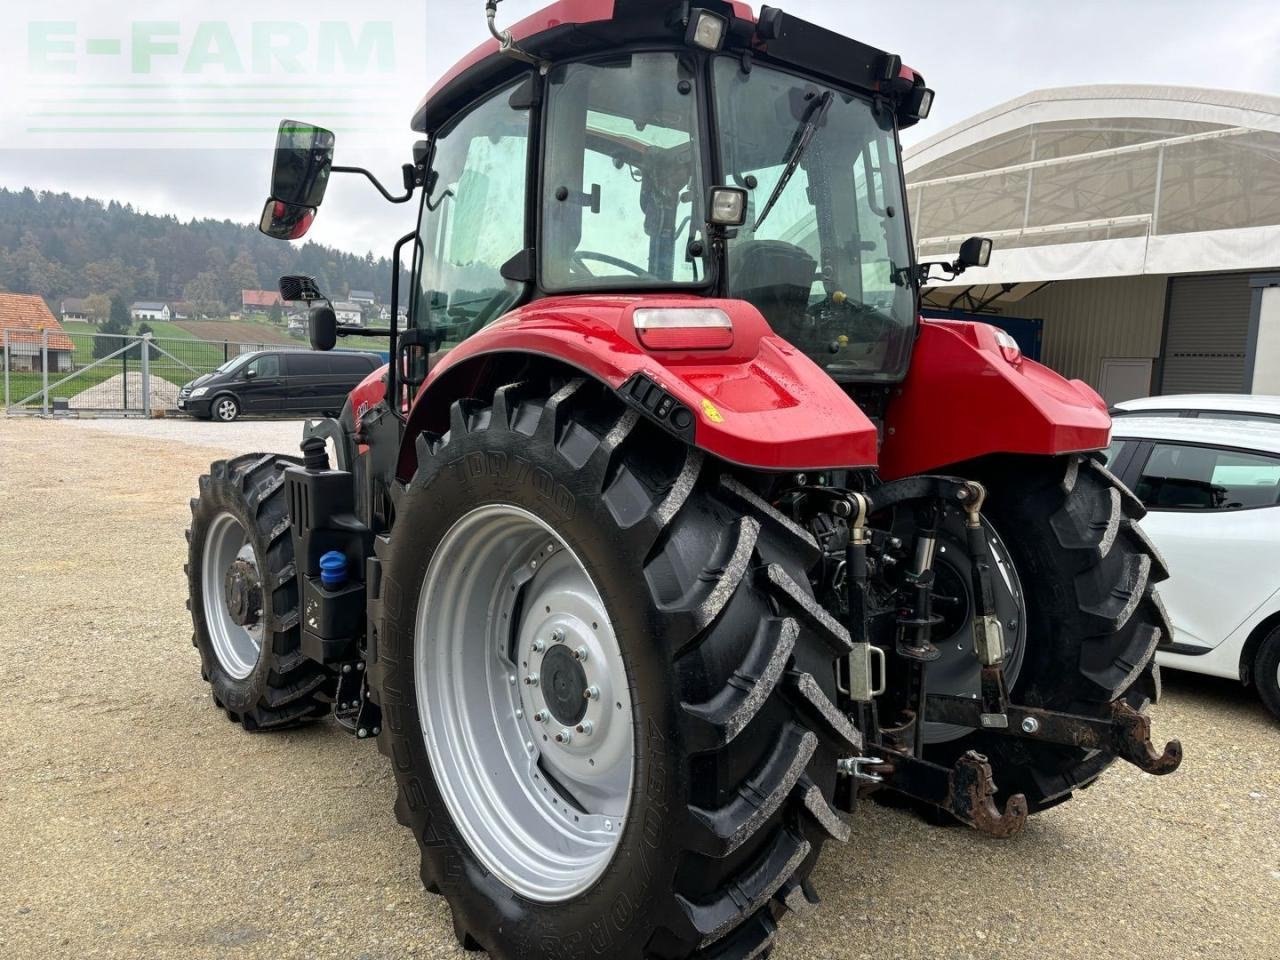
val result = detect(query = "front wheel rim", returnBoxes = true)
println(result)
[202,512,263,680]
[416,504,634,903]
[217,399,237,420]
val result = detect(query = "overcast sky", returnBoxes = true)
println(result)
[1,0,1277,264]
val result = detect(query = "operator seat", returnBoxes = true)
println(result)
[728,240,817,335]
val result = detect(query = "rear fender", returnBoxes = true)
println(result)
[878,320,1111,480]
[399,296,879,477]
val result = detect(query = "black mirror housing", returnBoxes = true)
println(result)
[279,275,326,303]
[957,236,993,269]
[270,120,335,207]
[309,305,338,352]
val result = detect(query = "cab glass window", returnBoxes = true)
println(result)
[542,54,706,289]
[714,59,916,382]
[1136,443,1280,510]
[416,81,531,349]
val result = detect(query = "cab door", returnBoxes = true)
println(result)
[238,353,283,412]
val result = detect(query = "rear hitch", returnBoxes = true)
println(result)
[926,694,1183,776]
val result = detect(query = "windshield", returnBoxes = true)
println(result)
[714,59,917,382]
[215,354,251,375]
[542,53,707,289]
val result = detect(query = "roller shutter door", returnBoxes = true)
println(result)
[1160,273,1254,394]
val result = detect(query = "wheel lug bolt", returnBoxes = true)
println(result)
[551,628,566,643]
[531,639,545,653]
[555,728,573,745]
[576,721,594,736]
[534,710,550,723]
[583,685,600,701]
[573,646,588,662]
[523,674,539,686]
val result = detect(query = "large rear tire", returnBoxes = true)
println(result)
[186,453,334,731]
[928,454,1171,810]
[373,378,858,960]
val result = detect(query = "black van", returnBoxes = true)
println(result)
[177,349,383,422]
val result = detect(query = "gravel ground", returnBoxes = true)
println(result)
[1,416,1278,960]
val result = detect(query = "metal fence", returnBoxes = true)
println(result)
[2,329,310,417]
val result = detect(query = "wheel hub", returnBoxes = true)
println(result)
[224,558,262,628]
[538,644,589,726]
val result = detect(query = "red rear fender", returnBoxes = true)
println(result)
[878,320,1111,480]
[406,296,879,472]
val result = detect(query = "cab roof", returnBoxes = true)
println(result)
[412,1,923,135]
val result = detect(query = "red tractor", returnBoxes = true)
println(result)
[187,3,1180,957]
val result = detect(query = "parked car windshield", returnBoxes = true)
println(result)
[713,59,917,382]
[215,354,252,375]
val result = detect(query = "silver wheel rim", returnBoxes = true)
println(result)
[217,398,237,421]
[202,512,263,680]
[416,504,634,903]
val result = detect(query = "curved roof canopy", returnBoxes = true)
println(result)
[904,85,1280,286]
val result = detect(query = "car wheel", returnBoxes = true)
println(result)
[1253,626,1280,721]
[214,395,241,423]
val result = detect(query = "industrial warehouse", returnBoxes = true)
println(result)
[906,84,1280,403]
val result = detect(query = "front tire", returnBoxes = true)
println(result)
[1253,626,1280,721]
[374,378,859,960]
[186,453,333,730]
[213,394,240,422]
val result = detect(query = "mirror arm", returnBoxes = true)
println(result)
[332,165,416,204]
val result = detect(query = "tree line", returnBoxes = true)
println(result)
[0,187,409,319]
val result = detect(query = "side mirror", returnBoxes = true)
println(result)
[260,199,316,240]
[260,120,335,240]
[309,305,338,352]
[243,368,257,380]
[957,236,993,270]
[279,275,326,303]
[271,120,335,207]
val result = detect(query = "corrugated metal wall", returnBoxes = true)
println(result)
[1160,273,1255,393]
[1004,275,1168,387]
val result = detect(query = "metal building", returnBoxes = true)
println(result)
[905,85,1280,403]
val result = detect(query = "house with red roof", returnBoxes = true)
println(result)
[0,293,76,372]
[242,289,282,313]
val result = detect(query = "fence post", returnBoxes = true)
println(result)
[224,340,229,362]
[2,329,9,411]
[140,334,151,417]
[41,329,50,416]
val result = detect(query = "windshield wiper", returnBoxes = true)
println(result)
[754,90,834,231]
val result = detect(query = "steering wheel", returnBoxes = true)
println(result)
[571,250,657,281]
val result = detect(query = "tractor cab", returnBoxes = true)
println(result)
[413,1,935,383]
[263,1,947,389]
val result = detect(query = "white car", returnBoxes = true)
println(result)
[1103,416,1280,718]
[1113,393,1280,425]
